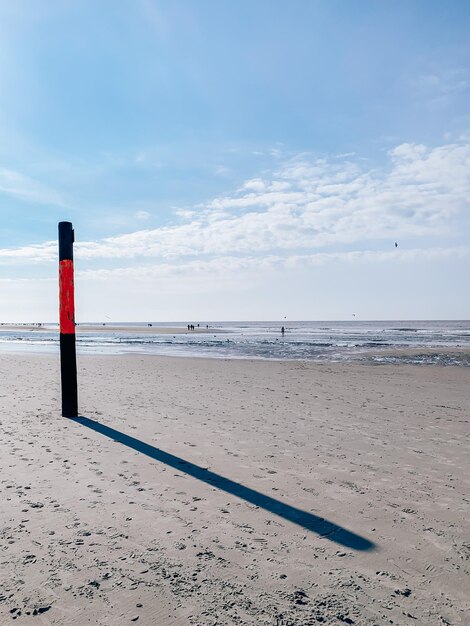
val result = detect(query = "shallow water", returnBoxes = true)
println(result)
[1,320,470,365]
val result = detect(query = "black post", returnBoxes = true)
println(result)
[58,221,78,417]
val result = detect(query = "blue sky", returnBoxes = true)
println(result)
[0,0,469,321]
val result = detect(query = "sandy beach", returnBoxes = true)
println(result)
[0,354,469,625]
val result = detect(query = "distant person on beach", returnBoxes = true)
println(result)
[281,326,285,335]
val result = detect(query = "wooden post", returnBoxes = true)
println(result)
[58,221,78,417]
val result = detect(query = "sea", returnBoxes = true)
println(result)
[1,320,470,366]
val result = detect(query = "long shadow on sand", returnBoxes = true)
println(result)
[72,416,375,551]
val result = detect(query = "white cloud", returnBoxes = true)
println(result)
[173,208,197,220]
[1,140,469,267]
[417,69,468,95]
[242,178,266,192]
[389,143,427,161]
[135,210,151,220]
[0,241,56,262]
[214,164,230,176]
[74,246,470,282]
[0,167,66,206]
[412,68,469,111]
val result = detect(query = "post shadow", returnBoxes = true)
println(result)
[71,416,375,552]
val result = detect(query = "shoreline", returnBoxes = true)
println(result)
[0,323,227,334]
[1,342,470,364]
[2,321,469,365]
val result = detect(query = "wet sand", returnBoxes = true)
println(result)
[0,354,469,625]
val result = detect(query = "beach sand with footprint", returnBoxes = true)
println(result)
[0,353,469,624]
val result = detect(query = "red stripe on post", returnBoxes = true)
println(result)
[59,259,76,334]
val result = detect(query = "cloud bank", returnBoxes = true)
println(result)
[1,141,469,270]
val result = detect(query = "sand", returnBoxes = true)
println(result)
[0,353,469,625]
